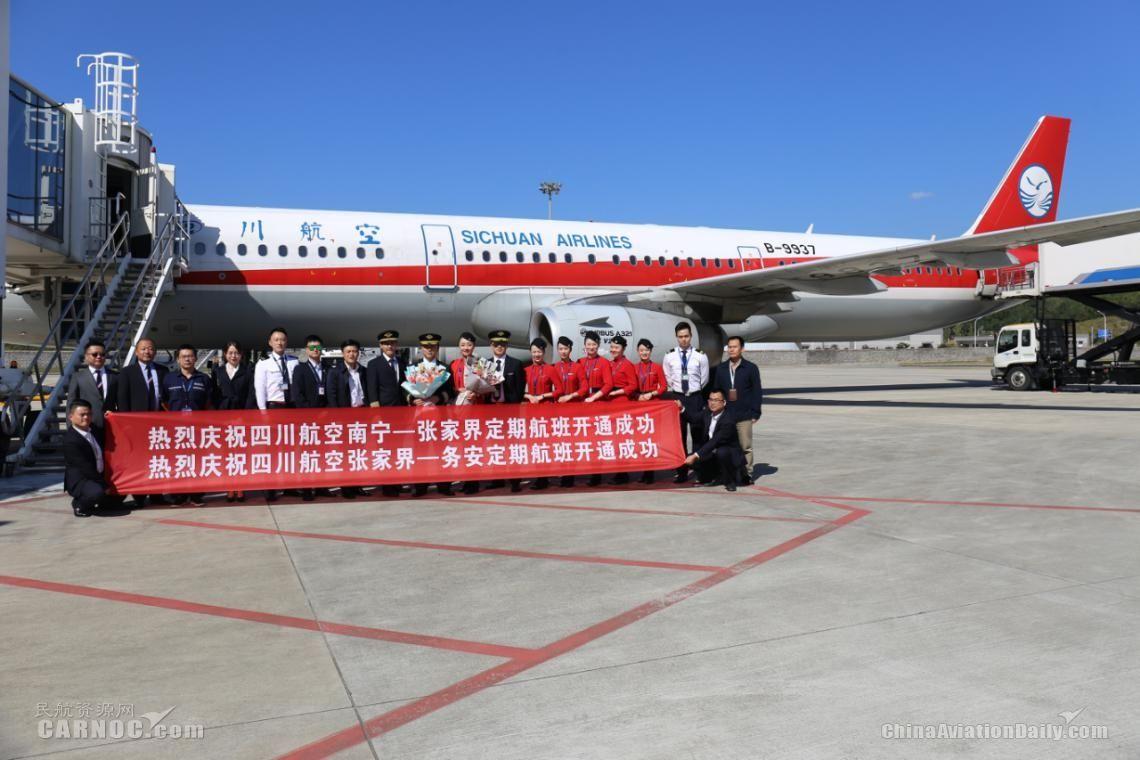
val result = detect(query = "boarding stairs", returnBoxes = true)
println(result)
[3,204,189,473]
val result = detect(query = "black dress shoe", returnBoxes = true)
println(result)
[412,485,428,498]
[741,475,753,486]
[560,476,575,488]
[530,479,548,491]
[673,472,688,484]
[611,473,630,485]
[438,484,453,497]
[266,491,279,502]
[342,488,358,499]
[725,483,737,492]
[72,500,92,518]
[462,482,479,495]
[510,481,522,493]
[302,490,315,502]
[381,486,400,497]
[639,472,655,484]
[587,475,602,487]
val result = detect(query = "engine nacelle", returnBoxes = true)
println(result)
[530,305,723,363]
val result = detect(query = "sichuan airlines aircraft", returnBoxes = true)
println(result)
[147,116,1140,357]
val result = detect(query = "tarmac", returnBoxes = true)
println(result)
[2,365,1139,759]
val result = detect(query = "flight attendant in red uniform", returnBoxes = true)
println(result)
[554,335,579,487]
[607,335,639,403]
[571,331,613,486]
[634,338,668,484]
[523,337,564,490]
[450,331,480,405]
[607,335,640,484]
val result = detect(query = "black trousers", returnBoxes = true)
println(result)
[695,446,746,486]
[68,478,125,511]
[677,394,707,473]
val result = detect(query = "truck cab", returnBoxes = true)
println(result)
[992,323,1039,390]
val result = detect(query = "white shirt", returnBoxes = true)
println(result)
[225,363,239,379]
[254,352,298,409]
[662,347,709,394]
[345,365,364,407]
[138,361,162,408]
[76,426,104,473]
[707,411,724,442]
[88,366,108,399]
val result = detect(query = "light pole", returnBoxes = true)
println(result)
[539,181,562,220]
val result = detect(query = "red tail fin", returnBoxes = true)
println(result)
[966,115,1070,235]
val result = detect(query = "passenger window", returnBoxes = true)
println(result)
[714,258,722,268]
[215,242,226,256]
[564,253,572,263]
[700,257,708,267]
[672,257,680,266]
[658,256,666,266]
[778,260,786,266]
[483,251,491,262]
[298,245,308,258]
[318,246,328,258]
[278,245,288,257]
[238,244,247,256]
[728,260,736,269]
[499,251,508,262]
[686,257,694,267]
[643,256,651,266]
[997,331,1018,353]
[337,247,347,258]
[375,248,384,259]
[356,247,366,259]
[548,252,557,263]
[588,254,596,264]
[516,251,524,263]
[532,252,541,263]
[465,251,474,262]
[612,255,620,265]
[194,242,205,255]
[258,244,268,256]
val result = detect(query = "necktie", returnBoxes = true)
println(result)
[681,350,690,393]
[277,356,290,389]
[144,364,155,411]
[94,369,104,399]
[389,357,398,376]
[494,359,504,402]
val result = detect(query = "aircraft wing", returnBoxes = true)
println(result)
[666,207,1140,302]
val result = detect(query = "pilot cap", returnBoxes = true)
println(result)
[489,330,511,343]
[377,330,399,343]
[418,333,441,346]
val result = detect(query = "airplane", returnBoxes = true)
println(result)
[11,115,1140,361]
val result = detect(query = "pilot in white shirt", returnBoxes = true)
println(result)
[254,327,299,409]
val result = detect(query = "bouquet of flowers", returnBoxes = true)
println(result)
[402,361,451,400]
[454,356,503,405]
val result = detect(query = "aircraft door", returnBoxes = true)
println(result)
[422,224,458,291]
[737,246,764,270]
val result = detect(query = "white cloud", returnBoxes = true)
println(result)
[909,191,935,201]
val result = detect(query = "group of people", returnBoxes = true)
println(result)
[61,322,762,517]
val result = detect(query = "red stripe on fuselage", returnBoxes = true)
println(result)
[177,260,981,290]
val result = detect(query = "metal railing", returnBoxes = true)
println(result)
[4,197,190,469]
[995,265,1037,296]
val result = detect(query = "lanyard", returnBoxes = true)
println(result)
[180,374,198,408]
[584,357,598,382]
[531,364,544,394]
[560,360,572,383]
[638,362,651,390]
[729,361,738,389]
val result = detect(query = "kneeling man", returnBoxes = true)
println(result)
[63,400,125,516]
[682,389,746,491]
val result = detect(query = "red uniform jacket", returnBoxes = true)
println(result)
[573,355,614,399]
[555,359,578,398]
[608,356,639,402]
[450,357,480,403]
[635,360,668,396]
[523,362,563,401]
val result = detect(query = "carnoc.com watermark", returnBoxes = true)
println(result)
[882,707,1108,742]
[35,702,204,741]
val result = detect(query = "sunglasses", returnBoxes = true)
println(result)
[306,344,322,350]
[87,352,106,357]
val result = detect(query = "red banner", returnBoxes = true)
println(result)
[104,401,684,494]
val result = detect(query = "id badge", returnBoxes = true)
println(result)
[728,388,739,402]
[318,386,326,395]
[277,381,288,391]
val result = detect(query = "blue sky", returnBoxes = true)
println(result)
[12,1,1140,239]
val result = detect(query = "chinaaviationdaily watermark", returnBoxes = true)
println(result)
[882,708,1108,742]
[35,702,204,741]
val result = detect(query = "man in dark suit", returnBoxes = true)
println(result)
[711,335,762,483]
[366,330,406,496]
[290,334,330,501]
[116,338,167,412]
[325,339,370,498]
[115,338,167,508]
[486,329,525,491]
[62,400,125,517]
[366,330,407,409]
[67,339,118,434]
[682,389,746,491]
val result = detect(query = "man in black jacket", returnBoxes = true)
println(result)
[116,338,167,412]
[682,389,746,491]
[485,330,525,491]
[62,400,124,517]
[291,334,330,501]
[367,330,406,496]
[366,330,407,409]
[325,339,370,498]
[711,336,763,482]
[67,339,118,435]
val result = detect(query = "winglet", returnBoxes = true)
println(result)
[966,115,1071,235]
